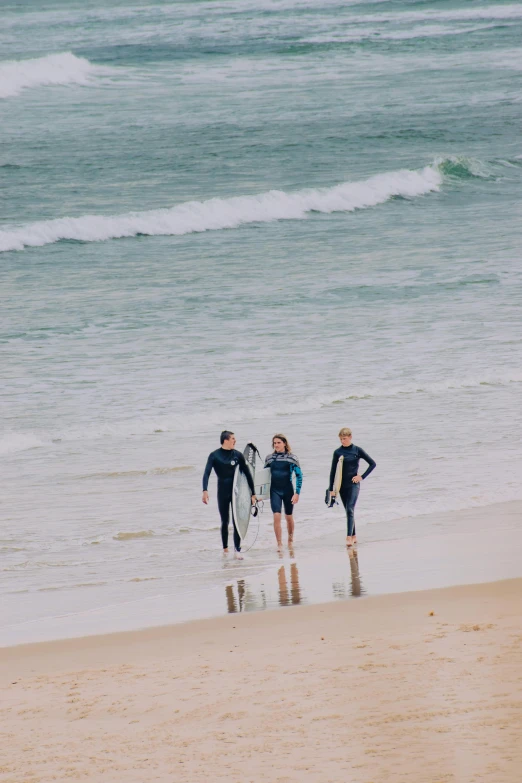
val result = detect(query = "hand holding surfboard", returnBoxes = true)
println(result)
[325,455,343,507]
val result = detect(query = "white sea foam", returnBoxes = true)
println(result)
[203,0,394,11]
[0,0,395,28]
[0,433,45,456]
[2,371,521,455]
[0,52,106,99]
[349,3,522,25]
[304,22,511,45]
[0,164,442,253]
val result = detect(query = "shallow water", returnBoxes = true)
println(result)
[3,501,522,646]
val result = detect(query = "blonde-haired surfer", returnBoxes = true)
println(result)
[329,428,376,548]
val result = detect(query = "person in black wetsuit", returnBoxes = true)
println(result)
[202,430,256,558]
[329,427,376,548]
[264,434,303,549]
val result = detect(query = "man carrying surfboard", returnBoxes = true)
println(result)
[202,431,256,557]
[329,427,376,548]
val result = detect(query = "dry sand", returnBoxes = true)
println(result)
[1,577,521,782]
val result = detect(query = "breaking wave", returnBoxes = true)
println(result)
[0,163,445,253]
[0,52,108,99]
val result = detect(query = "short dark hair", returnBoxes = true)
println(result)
[220,430,234,445]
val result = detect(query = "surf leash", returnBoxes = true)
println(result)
[242,499,264,553]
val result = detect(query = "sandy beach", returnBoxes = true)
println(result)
[1,577,521,782]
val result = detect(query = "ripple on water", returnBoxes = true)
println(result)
[113,530,154,541]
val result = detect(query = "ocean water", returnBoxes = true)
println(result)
[1,0,522,644]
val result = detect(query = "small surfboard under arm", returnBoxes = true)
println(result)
[254,467,271,500]
[333,455,344,494]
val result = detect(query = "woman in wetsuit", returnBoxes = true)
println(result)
[264,434,303,549]
[329,427,376,548]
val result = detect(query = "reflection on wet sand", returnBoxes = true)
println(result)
[225,545,364,616]
[349,549,363,597]
[277,561,302,607]
[225,578,270,614]
[225,580,244,613]
[332,548,365,599]
[225,557,303,613]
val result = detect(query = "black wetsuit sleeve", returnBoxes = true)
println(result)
[202,452,215,491]
[359,448,376,479]
[238,452,256,494]
[329,451,340,491]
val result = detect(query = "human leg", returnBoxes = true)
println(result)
[282,489,295,543]
[273,513,283,547]
[217,485,233,551]
[285,514,294,543]
[232,519,242,552]
[270,490,284,548]
[218,480,243,553]
[340,483,360,544]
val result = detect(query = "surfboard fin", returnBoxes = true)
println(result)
[325,489,337,508]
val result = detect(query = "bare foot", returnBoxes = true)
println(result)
[235,551,244,560]
[223,548,229,555]
[346,536,353,548]
[288,537,294,546]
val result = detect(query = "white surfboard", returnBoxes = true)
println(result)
[333,455,344,494]
[254,467,271,500]
[231,443,258,541]
[232,466,252,540]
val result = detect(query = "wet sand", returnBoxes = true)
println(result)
[4,499,522,646]
[1,577,521,782]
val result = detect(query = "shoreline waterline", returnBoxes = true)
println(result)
[2,498,521,649]
[0,574,520,672]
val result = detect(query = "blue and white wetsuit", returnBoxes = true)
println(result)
[264,451,303,515]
